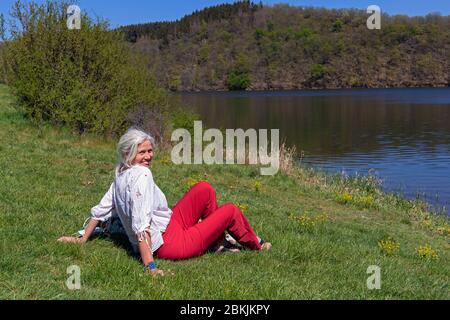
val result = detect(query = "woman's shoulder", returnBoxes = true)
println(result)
[130,165,153,178]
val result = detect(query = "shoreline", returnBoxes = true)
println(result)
[169,85,450,94]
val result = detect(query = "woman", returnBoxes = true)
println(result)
[58,128,271,276]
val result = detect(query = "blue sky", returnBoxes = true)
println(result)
[1,1,449,28]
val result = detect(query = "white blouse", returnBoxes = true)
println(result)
[90,165,172,253]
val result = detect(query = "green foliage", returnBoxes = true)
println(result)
[266,20,275,32]
[170,106,200,136]
[254,28,265,41]
[332,19,343,32]
[294,27,314,39]
[227,68,250,90]
[226,52,251,90]
[167,68,182,91]
[311,64,327,79]
[116,4,450,90]
[198,43,211,64]
[349,76,365,88]
[1,0,168,136]
[218,30,233,42]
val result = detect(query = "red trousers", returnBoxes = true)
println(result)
[155,181,262,260]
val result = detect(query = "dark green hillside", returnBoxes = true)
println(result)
[119,1,450,91]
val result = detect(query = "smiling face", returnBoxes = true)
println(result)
[132,140,153,168]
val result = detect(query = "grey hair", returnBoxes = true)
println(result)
[116,127,155,175]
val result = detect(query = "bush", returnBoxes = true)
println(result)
[0,1,168,137]
[332,19,343,32]
[311,64,327,79]
[226,68,250,90]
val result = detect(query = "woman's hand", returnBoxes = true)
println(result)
[57,236,86,244]
[58,219,99,244]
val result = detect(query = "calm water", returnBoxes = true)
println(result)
[176,88,450,214]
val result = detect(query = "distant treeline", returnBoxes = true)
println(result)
[118,1,450,91]
[119,1,262,44]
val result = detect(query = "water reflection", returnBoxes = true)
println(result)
[176,88,450,213]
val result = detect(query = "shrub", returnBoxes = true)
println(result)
[169,105,200,137]
[311,64,327,79]
[1,1,168,137]
[226,68,250,91]
[254,28,266,41]
[332,19,343,32]
[294,27,314,40]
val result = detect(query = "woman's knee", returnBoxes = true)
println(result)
[193,181,215,193]
[220,203,240,216]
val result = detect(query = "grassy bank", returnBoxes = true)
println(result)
[0,84,448,299]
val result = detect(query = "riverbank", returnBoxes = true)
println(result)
[0,84,448,299]
[168,84,450,93]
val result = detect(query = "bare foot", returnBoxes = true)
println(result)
[225,233,237,245]
[260,242,272,250]
[257,236,272,250]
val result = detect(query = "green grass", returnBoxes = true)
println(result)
[0,84,448,299]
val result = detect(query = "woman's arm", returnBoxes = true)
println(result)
[138,230,165,276]
[58,182,114,243]
[57,218,100,243]
[131,170,171,276]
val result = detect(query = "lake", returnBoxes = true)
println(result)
[176,88,450,214]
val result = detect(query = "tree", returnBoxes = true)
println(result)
[1,0,168,137]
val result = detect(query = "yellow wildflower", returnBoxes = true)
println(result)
[378,238,400,255]
[416,244,439,260]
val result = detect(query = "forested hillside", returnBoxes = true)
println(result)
[119,1,450,91]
